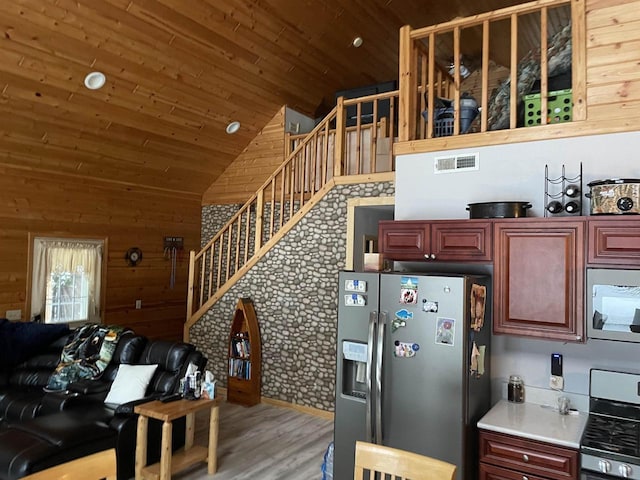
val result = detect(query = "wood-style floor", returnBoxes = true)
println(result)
[175,400,334,480]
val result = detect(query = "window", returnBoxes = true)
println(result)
[30,237,104,324]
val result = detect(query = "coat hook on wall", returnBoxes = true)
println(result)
[163,236,184,288]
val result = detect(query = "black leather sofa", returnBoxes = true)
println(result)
[0,323,207,480]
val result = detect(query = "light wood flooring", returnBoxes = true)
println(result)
[175,400,334,480]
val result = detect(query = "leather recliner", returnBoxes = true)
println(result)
[0,331,207,480]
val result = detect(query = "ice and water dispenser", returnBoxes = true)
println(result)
[341,341,368,400]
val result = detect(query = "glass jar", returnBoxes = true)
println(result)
[508,375,524,403]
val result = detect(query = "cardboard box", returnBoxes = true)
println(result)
[364,253,384,272]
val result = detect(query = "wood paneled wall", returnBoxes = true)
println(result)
[586,0,640,122]
[202,108,286,205]
[0,166,201,341]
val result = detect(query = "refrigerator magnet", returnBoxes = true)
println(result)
[392,310,414,332]
[422,299,438,313]
[435,317,455,346]
[391,318,406,332]
[399,276,418,304]
[470,284,487,331]
[395,309,413,320]
[394,340,417,358]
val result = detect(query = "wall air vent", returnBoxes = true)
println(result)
[434,153,479,174]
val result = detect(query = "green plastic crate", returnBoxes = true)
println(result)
[524,88,573,126]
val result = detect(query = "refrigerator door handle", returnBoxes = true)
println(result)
[366,310,376,443]
[375,311,386,444]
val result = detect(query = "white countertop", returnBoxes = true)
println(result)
[477,400,588,448]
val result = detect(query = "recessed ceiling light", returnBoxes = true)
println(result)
[226,121,240,134]
[84,71,106,90]
[352,36,364,48]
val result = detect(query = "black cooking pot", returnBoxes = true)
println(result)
[467,201,532,218]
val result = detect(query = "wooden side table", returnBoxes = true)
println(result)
[134,398,219,480]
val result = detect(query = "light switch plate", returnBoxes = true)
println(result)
[550,375,564,390]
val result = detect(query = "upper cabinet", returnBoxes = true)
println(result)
[587,217,640,267]
[493,218,585,342]
[380,216,640,343]
[379,220,492,262]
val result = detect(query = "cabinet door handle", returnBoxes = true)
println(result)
[522,454,529,462]
[430,253,436,259]
[522,476,529,480]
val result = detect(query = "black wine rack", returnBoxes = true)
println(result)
[544,163,583,217]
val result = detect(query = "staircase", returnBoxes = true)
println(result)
[184,91,399,338]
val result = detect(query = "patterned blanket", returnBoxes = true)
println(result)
[45,323,131,391]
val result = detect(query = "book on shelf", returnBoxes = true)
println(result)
[230,336,251,359]
[228,358,251,380]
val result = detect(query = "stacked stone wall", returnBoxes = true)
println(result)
[192,181,394,411]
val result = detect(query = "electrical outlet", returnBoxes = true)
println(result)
[550,375,564,390]
[5,309,21,321]
[135,300,142,309]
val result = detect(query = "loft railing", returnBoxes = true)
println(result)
[186,91,399,331]
[398,0,586,142]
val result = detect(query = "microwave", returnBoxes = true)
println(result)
[587,268,640,342]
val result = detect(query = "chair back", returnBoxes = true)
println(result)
[353,441,457,480]
[22,449,117,480]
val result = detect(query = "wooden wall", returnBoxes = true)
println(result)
[586,0,640,123]
[0,166,201,341]
[202,108,286,205]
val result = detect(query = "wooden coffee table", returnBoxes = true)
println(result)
[134,397,219,480]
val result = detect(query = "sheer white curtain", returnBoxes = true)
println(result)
[31,238,103,322]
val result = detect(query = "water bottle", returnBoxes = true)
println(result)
[321,441,334,480]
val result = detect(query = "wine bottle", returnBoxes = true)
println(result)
[564,184,580,197]
[564,200,580,214]
[546,201,564,214]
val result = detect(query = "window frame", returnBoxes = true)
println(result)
[26,233,108,325]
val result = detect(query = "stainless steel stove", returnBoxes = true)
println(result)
[581,369,640,479]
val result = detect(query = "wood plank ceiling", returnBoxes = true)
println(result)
[0,0,533,197]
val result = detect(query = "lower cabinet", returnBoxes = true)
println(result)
[480,463,548,480]
[479,431,579,480]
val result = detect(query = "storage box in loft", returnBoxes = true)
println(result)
[424,106,479,137]
[524,88,573,126]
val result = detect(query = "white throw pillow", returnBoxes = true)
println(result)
[104,364,158,405]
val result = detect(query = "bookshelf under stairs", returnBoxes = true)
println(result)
[227,297,261,407]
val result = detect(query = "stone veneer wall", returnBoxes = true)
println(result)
[191,181,395,411]
[200,203,242,247]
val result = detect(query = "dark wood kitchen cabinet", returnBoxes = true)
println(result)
[479,431,578,480]
[587,217,640,267]
[379,219,492,262]
[493,218,585,342]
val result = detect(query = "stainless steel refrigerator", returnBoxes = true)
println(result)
[334,271,492,480]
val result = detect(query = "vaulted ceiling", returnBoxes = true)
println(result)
[0,0,533,196]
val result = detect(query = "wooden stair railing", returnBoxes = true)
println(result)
[185,91,399,337]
